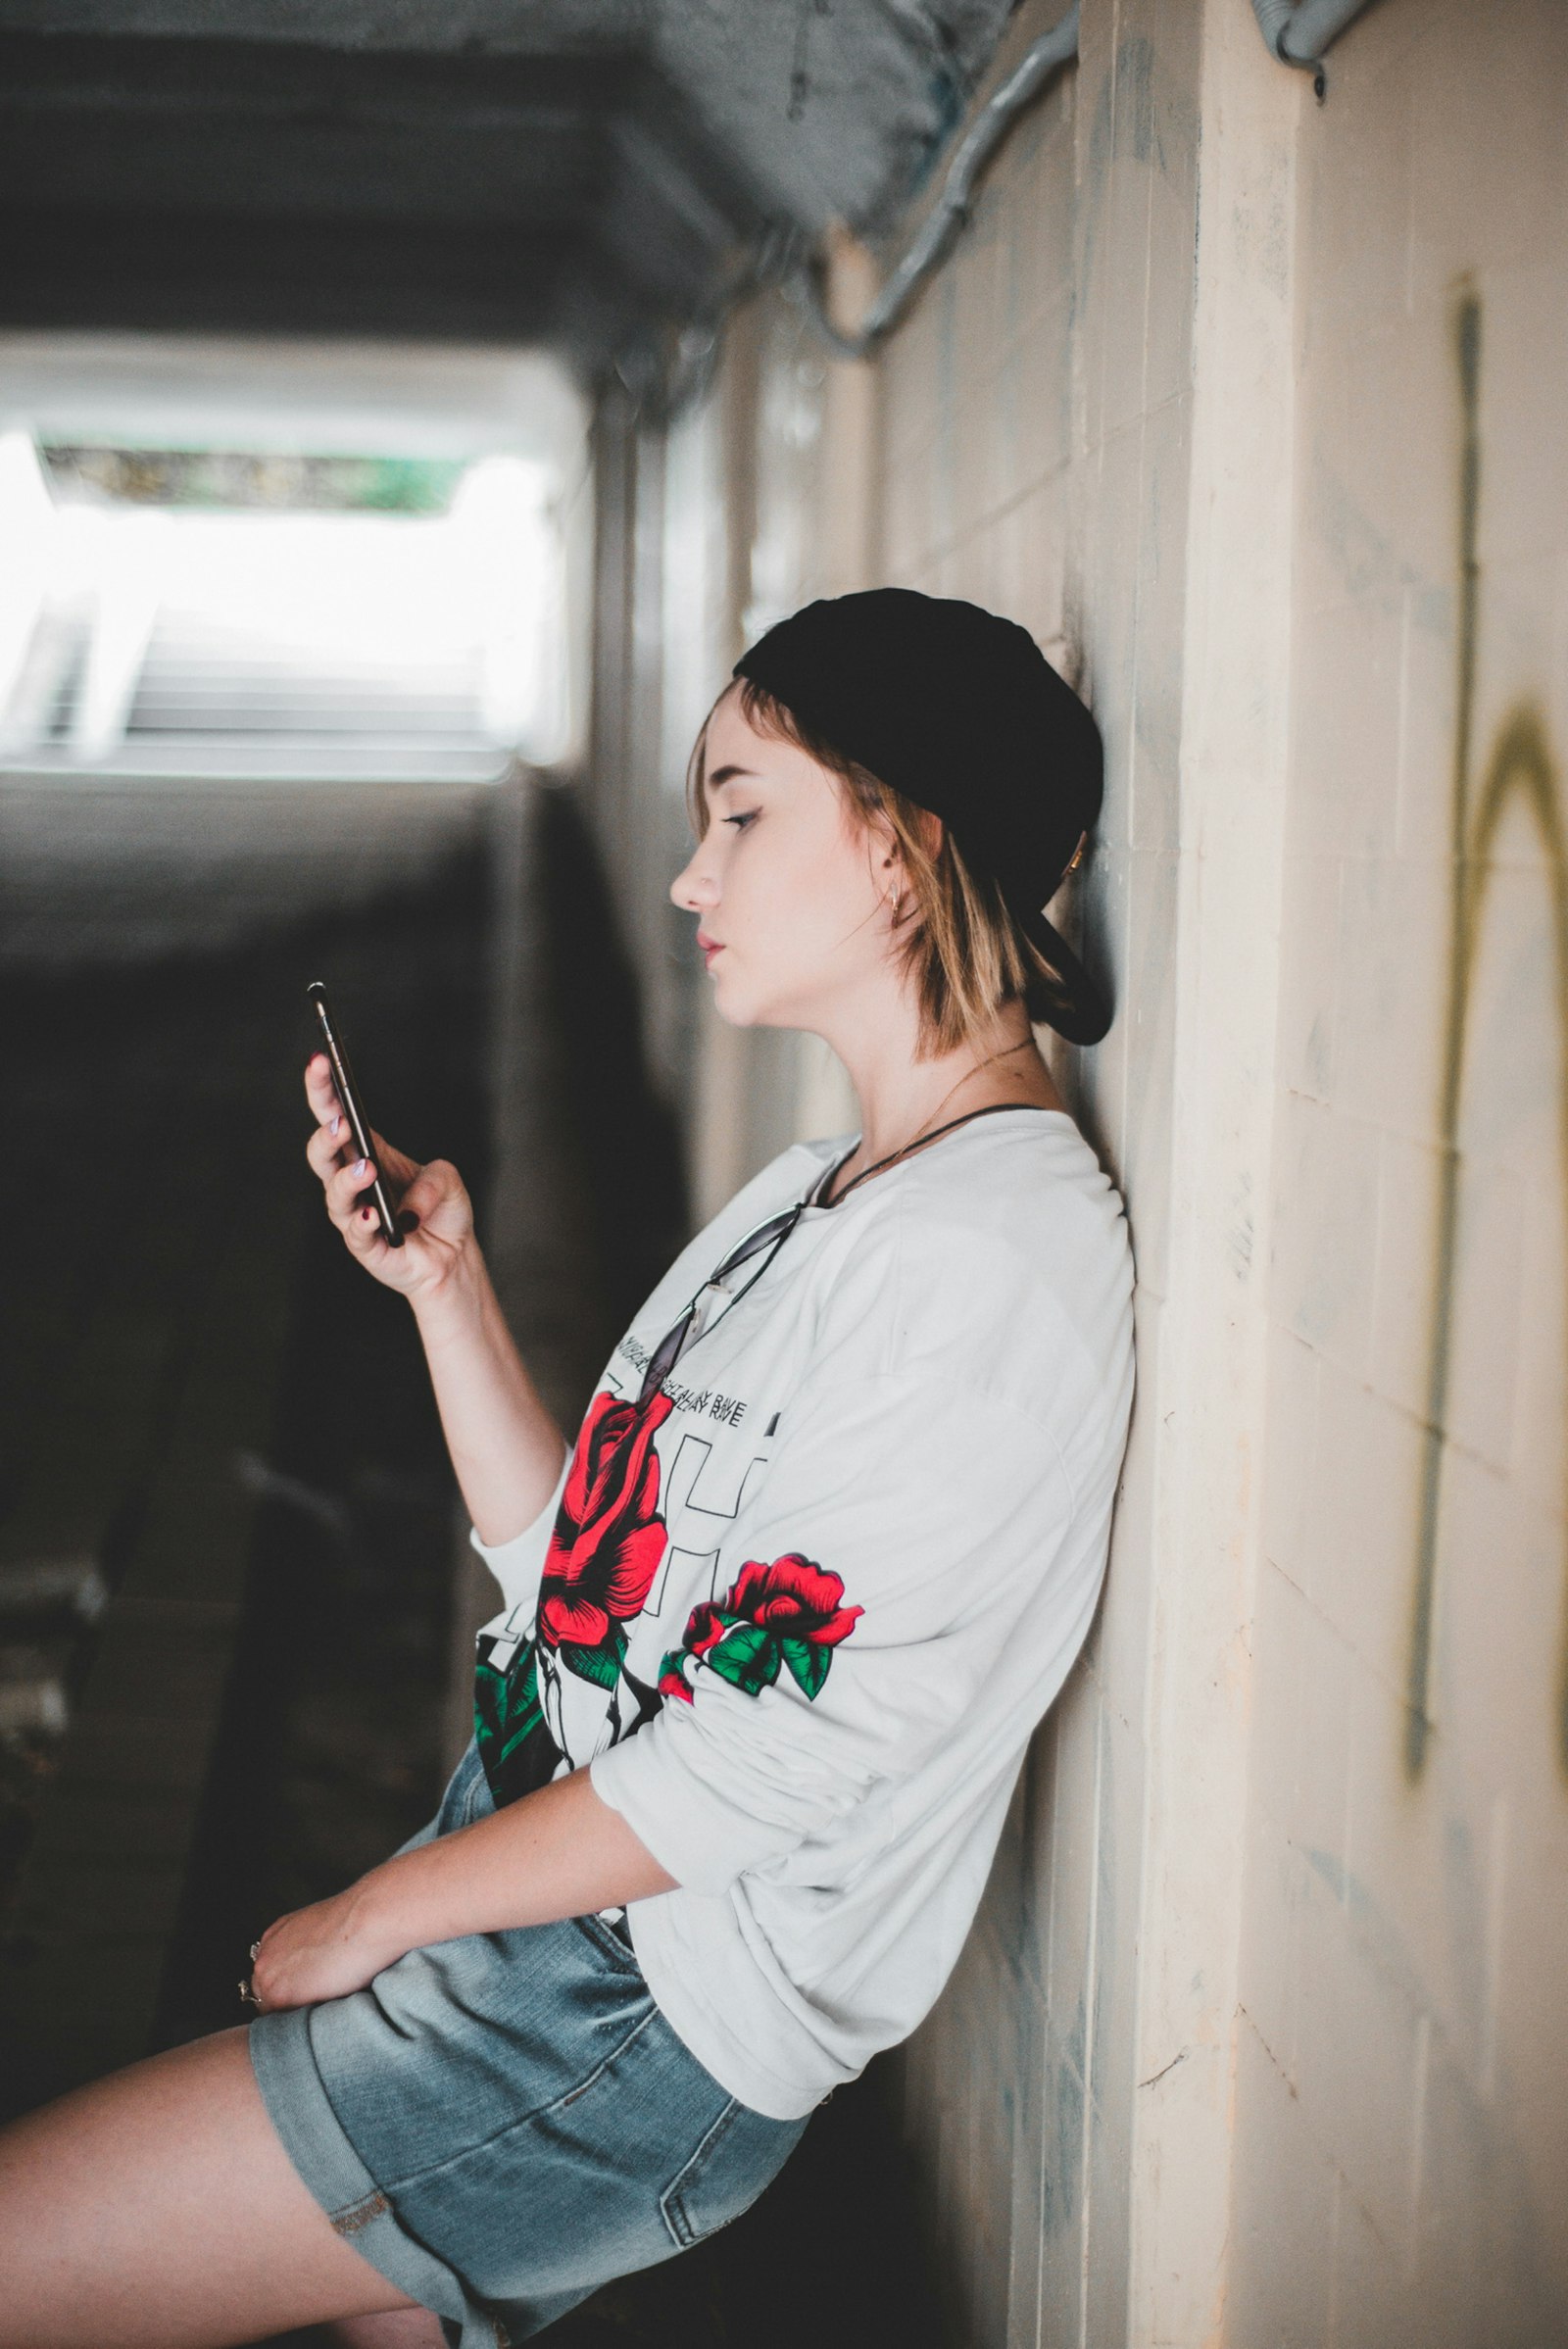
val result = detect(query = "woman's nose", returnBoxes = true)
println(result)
[669,848,717,911]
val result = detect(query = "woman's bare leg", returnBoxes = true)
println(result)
[0,2026,429,2349]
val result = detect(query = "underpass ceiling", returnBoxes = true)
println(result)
[0,0,1017,371]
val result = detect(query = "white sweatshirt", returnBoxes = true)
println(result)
[470,1107,1135,2122]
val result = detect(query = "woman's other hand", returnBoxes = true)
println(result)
[250,1772,677,2015]
[304,1051,473,1300]
[250,1884,409,2012]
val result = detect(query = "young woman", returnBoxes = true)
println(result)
[0,588,1135,2349]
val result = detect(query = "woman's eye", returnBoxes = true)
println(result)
[722,810,759,831]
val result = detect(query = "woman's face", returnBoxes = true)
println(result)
[669,686,896,1033]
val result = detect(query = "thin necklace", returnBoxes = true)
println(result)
[822,1038,1039,1208]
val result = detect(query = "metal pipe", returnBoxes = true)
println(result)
[802,3,1080,361]
[1250,0,1379,98]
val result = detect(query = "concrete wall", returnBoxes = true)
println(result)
[576,0,1568,2337]
[866,8,1200,2341]
[1230,2,1568,2340]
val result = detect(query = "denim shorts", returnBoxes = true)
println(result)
[249,1737,810,2348]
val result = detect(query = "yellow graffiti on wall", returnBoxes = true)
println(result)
[1406,293,1568,1780]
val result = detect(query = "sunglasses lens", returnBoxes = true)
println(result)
[635,1199,805,1412]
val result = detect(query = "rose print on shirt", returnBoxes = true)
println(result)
[476,1387,674,1807]
[540,1388,675,1691]
[660,1553,863,1705]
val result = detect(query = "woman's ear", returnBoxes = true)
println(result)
[872,808,943,931]
[914,807,945,860]
[872,807,943,874]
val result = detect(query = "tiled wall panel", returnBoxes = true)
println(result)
[865,0,1201,2337]
[1232,0,1568,2333]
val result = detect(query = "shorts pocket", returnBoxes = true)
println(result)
[570,1910,643,1976]
[659,2095,808,2252]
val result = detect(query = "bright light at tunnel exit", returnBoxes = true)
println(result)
[0,432,568,777]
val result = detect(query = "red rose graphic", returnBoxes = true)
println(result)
[538,1389,673,1652]
[660,1552,863,1706]
[723,1556,863,1648]
[682,1599,732,1657]
[658,1596,734,1704]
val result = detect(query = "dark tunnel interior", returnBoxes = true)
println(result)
[0,2,1004,2336]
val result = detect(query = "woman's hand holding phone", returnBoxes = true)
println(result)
[302,1020,569,1554]
[304,1052,475,1300]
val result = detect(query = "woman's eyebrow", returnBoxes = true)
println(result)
[706,763,760,788]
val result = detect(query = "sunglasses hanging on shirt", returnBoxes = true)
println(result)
[633,1101,1044,1415]
[636,1199,808,1410]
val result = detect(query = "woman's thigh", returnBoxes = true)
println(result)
[322,2316,447,2348]
[0,2025,425,2349]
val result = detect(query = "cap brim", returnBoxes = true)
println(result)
[1017,905,1112,1047]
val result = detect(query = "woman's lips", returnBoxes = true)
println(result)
[696,932,724,967]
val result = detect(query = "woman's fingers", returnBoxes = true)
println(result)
[305,1115,349,1180]
[342,1192,400,1272]
[303,1063,417,1190]
[397,1158,457,1218]
[302,1058,469,1281]
[304,1051,342,1123]
[330,1161,422,1281]
[325,1151,382,1228]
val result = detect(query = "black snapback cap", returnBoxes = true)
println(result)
[733,587,1109,1045]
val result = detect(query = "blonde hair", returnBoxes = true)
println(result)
[685,677,1071,1058]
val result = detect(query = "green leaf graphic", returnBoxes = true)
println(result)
[706,1620,782,1696]
[561,1625,626,1689]
[780,1636,830,1701]
[473,1666,503,1754]
[475,1638,544,1762]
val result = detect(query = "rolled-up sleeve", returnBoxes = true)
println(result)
[468,1450,570,1614]
[589,1372,1074,1898]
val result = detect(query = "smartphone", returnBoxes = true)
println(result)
[306,980,405,1248]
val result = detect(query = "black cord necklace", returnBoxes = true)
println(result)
[819,1041,1049,1208]
[635,1075,1057,1409]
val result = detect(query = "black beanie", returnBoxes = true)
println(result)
[733,587,1109,1045]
